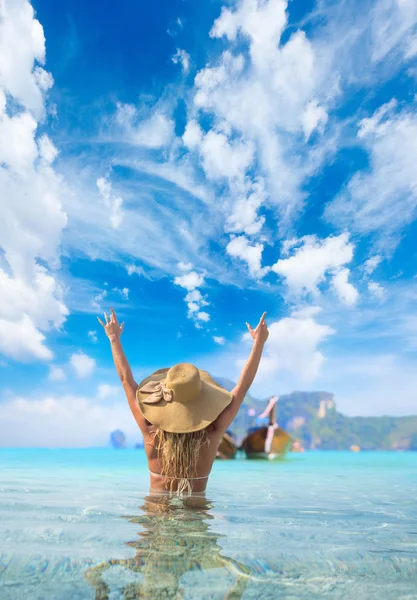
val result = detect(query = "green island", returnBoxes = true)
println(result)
[215,378,417,451]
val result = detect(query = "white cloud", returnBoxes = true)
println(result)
[271,233,357,303]
[172,48,191,73]
[97,176,124,229]
[210,1,288,60]
[302,99,329,140]
[213,336,226,345]
[0,266,67,361]
[196,311,210,322]
[184,123,254,183]
[226,236,265,278]
[0,0,52,118]
[185,289,206,305]
[0,394,139,447]
[88,330,98,343]
[0,106,38,173]
[332,268,359,305]
[0,267,68,331]
[241,308,335,382]
[70,352,96,378]
[368,281,385,299]
[225,180,266,236]
[174,270,210,324]
[49,365,65,381]
[38,134,58,164]
[0,1,69,363]
[0,314,52,361]
[174,271,205,291]
[326,101,417,247]
[182,120,202,150]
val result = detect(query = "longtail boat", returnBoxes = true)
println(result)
[216,432,238,459]
[241,396,292,459]
[241,426,292,459]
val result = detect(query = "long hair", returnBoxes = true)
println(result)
[154,428,209,494]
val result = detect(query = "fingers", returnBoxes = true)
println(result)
[97,317,105,327]
[110,307,117,323]
[104,312,110,324]
[120,322,125,334]
[259,312,268,331]
[245,322,253,334]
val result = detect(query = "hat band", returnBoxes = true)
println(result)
[139,380,173,404]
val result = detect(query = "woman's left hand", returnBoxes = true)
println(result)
[97,308,124,341]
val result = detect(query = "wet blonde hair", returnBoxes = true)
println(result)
[154,428,209,494]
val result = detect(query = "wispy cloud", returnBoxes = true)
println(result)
[88,330,98,343]
[326,100,417,249]
[172,48,190,73]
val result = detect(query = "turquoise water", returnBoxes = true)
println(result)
[0,449,416,599]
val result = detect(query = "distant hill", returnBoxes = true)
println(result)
[213,377,417,450]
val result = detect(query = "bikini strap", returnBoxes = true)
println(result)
[149,470,209,480]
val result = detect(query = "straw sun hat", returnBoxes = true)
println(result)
[136,363,233,434]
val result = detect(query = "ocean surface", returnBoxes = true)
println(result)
[0,449,416,599]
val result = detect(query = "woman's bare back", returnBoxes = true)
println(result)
[144,425,222,493]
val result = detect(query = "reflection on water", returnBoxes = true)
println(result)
[85,494,251,599]
[1,451,416,599]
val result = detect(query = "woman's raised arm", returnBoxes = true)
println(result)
[212,313,269,435]
[98,308,148,434]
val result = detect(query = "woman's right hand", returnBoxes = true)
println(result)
[97,308,125,341]
[246,312,269,345]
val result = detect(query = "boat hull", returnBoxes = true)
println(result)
[241,427,292,459]
[216,433,238,459]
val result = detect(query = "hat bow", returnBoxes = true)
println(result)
[139,380,173,404]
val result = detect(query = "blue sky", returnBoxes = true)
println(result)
[1,0,417,447]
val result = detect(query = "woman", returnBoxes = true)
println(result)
[98,308,269,494]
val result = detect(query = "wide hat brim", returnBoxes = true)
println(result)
[136,368,233,434]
